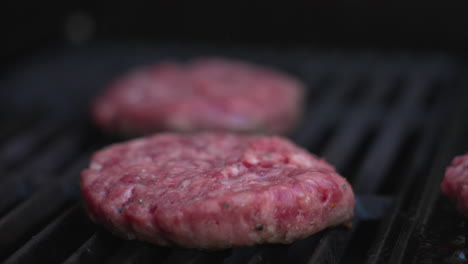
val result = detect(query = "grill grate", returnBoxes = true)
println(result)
[0,45,467,264]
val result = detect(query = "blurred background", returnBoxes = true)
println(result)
[3,0,468,114]
[3,1,468,70]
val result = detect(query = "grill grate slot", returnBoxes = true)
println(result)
[281,232,324,264]
[322,106,381,174]
[0,116,39,146]
[4,205,94,264]
[223,247,259,264]
[243,244,289,264]
[103,241,169,264]
[292,71,364,150]
[306,227,352,264]
[302,74,334,108]
[0,155,89,261]
[376,130,421,195]
[162,249,230,264]
[0,131,85,215]
[0,183,73,259]
[372,72,404,107]
[63,231,122,264]
[352,108,421,194]
[0,46,464,264]
[387,82,468,263]
[365,84,462,264]
[0,119,68,171]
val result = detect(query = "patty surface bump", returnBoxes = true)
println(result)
[92,58,305,136]
[81,133,354,249]
[441,153,468,217]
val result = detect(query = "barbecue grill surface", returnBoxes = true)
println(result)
[0,44,467,264]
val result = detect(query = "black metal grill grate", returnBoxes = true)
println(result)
[0,45,467,264]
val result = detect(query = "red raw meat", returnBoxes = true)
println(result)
[441,153,468,217]
[81,133,354,249]
[92,58,305,136]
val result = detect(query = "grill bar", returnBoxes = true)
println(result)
[365,91,451,264]
[353,107,420,193]
[4,205,94,264]
[0,119,67,170]
[365,69,402,104]
[322,106,380,173]
[162,249,230,264]
[223,247,260,264]
[306,227,353,264]
[63,231,122,264]
[387,82,468,263]
[0,155,89,261]
[103,241,168,264]
[0,131,84,214]
[0,116,38,146]
[293,72,363,149]
[245,244,289,264]
[0,182,73,259]
[350,66,448,194]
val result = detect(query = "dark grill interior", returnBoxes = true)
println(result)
[0,45,467,264]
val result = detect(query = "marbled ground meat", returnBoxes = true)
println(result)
[81,133,354,249]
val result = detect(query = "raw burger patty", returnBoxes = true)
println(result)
[81,133,354,249]
[92,58,305,136]
[441,153,468,217]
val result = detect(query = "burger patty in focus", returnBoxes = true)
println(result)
[80,133,355,249]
